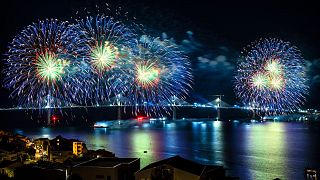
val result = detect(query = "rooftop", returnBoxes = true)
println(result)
[139,155,223,176]
[75,157,139,168]
[0,160,16,168]
[0,160,23,169]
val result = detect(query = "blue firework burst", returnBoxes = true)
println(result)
[76,15,136,104]
[3,19,87,108]
[234,38,308,114]
[123,35,193,115]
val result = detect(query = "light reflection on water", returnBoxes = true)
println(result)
[17,120,320,180]
[131,131,153,167]
[246,123,288,179]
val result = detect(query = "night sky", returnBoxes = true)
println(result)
[0,0,319,108]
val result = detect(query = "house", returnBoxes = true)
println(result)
[135,155,236,180]
[34,138,50,160]
[85,149,115,158]
[0,160,23,178]
[14,134,32,148]
[14,161,68,180]
[72,157,140,180]
[50,136,74,163]
[0,149,18,162]
[50,136,87,163]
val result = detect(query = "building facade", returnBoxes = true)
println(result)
[73,142,84,156]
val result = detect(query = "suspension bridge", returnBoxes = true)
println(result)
[0,94,315,125]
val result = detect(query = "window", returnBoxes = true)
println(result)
[96,175,104,179]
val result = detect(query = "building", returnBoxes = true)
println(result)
[0,160,23,178]
[0,134,27,152]
[135,155,236,180]
[50,136,87,163]
[14,161,68,180]
[73,141,85,156]
[85,149,115,158]
[14,134,32,148]
[34,138,50,160]
[0,149,18,162]
[50,136,74,163]
[72,157,140,180]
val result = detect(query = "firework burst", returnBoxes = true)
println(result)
[3,19,86,108]
[3,15,193,116]
[124,36,193,115]
[77,15,135,104]
[234,38,308,114]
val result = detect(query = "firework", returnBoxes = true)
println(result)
[124,36,193,115]
[3,19,87,108]
[234,38,308,114]
[3,15,193,116]
[77,15,135,104]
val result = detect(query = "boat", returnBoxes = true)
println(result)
[93,121,111,128]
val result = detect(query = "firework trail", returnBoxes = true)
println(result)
[234,38,308,114]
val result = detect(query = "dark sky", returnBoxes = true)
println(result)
[0,0,319,108]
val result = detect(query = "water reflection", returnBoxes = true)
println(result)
[17,120,320,180]
[190,121,225,165]
[91,128,109,149]
[246,122,288,179]
[131,130,153,166]
[212,121,225,165]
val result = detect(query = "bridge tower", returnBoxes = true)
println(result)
[46,94,51,126]
[47,109,51,126]
[116,94,122,121]
[172,95,177,120]
[211,95,224,120]
[251,109,256,119]
[172,106,177,120]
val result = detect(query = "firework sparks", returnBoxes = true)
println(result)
[136,63,160,88]
[124,36,193,115]
[3,19,87,108]
[36,52,69,82]
[235,38,308,114]
[77,15,135,104]
[90,41,119,74]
